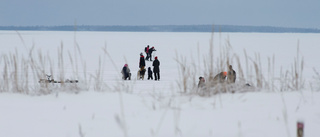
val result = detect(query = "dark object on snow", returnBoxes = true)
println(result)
[121,64,131,80]
[148,67,153,80]
[146,47,156,61]
[137,68,146,80]
[227,65,236,84]
[140,68,146,75]
[152,56,160,80]
[64,79,79,83]
[145,45,150,60]
[139,53,146,68]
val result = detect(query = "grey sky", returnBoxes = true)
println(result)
[1,0,319,28]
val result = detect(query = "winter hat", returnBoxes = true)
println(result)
[124,64,128,67]
[223,71,227,76]
[152,46,154,48]
[140,52,143,56]
[155,56,158,60]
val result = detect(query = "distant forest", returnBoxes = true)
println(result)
[0,25,319,33]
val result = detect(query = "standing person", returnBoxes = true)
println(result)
[147,67,153,80]
[138,53,146,80]
[148,46,156,61]
[121,64,131,80]
[145,45,150,61]
[152,56,160,80]
[139,52,146,71]
[227,65,236,84]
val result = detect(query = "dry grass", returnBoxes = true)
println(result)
[312,68,320,91]
[0,42,89,94]
[0,31,309,96]
[175,32,307,96]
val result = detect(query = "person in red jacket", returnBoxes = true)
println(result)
[145,45,150,60]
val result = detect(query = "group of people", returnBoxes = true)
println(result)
[121,45,160,81]
[144,45,156,61]
[198,65,237,88]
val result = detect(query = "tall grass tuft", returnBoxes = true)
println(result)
[175,52,196,93]
[292,43,305,91]
[251,53,264,89]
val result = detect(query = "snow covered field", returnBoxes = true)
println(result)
[0,31,320,137]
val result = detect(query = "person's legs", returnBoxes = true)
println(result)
[128,73,131,80]
[149,53,152,61]
[145,53,150,60]
[154,72,160,80]
[154,72,157,80]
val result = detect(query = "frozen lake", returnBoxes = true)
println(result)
[0,31,319,137]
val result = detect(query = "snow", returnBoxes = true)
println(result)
[1,91,319,137]
[0,31,320,137]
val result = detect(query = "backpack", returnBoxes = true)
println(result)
[144,47,147,52]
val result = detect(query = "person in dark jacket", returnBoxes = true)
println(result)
[148,47,156,61]
[152,56,160,80]
[227,65,236,84]
[139,53,146,70]
[147,67,153,80]
[121,64,131,80]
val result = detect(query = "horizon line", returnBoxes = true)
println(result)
[0,25,319,33]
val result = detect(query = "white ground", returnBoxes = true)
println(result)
[0,31,320,137]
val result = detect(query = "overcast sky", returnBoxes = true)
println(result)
[1,0,319,28]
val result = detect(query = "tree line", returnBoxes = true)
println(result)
[0,25,319,33]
